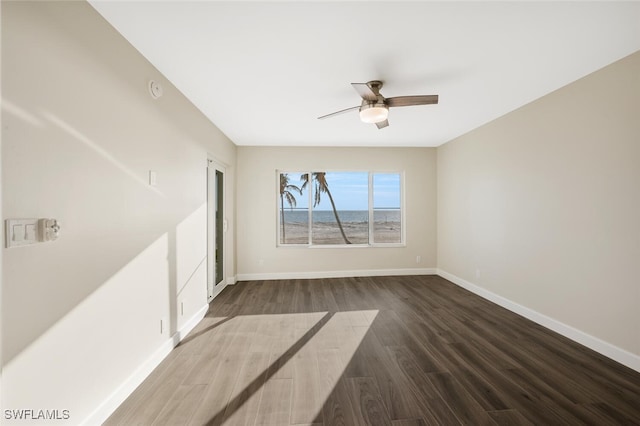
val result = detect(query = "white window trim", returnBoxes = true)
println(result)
[276,170,406,248]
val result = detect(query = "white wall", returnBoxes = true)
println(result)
[437,52,640,368]
[1,1,236,424]
[236,146,437,279]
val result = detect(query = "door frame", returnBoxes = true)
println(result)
[207,157,226,302]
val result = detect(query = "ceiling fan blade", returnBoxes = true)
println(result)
[375,119,389,129]
[387,95,439,107]
[351,83,378,101]
[317,105,360,120]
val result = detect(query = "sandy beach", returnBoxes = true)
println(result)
[280,221,401,245]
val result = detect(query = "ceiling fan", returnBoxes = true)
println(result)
[318,80,438,129]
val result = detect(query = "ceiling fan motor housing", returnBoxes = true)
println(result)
[367,80,384,94]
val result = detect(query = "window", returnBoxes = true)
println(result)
[373,173,402,244]
[278,171,403,246]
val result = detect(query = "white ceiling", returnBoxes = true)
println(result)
[89,1,640,147]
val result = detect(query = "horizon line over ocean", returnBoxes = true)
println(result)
[282,209,400,223]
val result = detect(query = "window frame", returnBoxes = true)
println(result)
[276,170,405,248]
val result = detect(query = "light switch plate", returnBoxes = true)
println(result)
[6,219,39,248]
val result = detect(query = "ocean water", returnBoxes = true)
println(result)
[283,209,400,223]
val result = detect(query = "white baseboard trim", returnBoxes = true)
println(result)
[82,304,209,425]
[227,275,237,285]
[237,268,436,282]
[437,269,640,373]
[175,304,209,342]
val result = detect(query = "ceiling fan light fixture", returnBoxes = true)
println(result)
[318,81,438,129]
[359,103,388,124]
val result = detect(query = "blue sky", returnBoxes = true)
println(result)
[282,172,400,211]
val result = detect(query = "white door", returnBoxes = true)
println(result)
[207,159,226,302]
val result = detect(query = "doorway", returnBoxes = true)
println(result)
[207,159,225,302]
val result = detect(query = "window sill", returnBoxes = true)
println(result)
[277,243,406,249]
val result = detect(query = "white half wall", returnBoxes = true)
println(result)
[437,52,640,362]
[236,147,437,278]
[1,2,236,424]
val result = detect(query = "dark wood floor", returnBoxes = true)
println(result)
[105,275,640,425]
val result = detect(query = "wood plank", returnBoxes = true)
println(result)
[391,420,426,426]
[487,409,533,426]
[418,397,462,426]
[384,346,439,400]
[267,346,295,380]
[266,315,297,380]
[249,314,279,353]
[219,351,270,425]
[254,378,293,426]
[309,278,330,312]
[181,355,219,386]
[187,356,244,426]
[359,330,425,421]
[320,278,342,312]
[345,377,392,426]
[578,401,640,424]
[295,279,313,313]
[327,279,351,312]
[427,372,497,425]
[291,351,324,424]
[317,349,364,426]
[151,384,206,426]
[279,279,297,314]
[449,365,510,412]
[340,326,373,379]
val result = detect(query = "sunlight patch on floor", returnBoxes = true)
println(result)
[203,310,379,425]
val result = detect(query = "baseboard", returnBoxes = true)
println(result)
[236,268,436,282]
[437,269,640,373]
[227,275,237,285]
[175,304,209,342]
[82,304,209,425]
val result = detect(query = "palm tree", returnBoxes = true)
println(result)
[301,172,352,244]
[280,173,302,243]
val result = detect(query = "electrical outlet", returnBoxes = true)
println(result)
[475,268,481,279]
[181,301,184,316]
[416,255,421,264]
[160,317,167,334]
